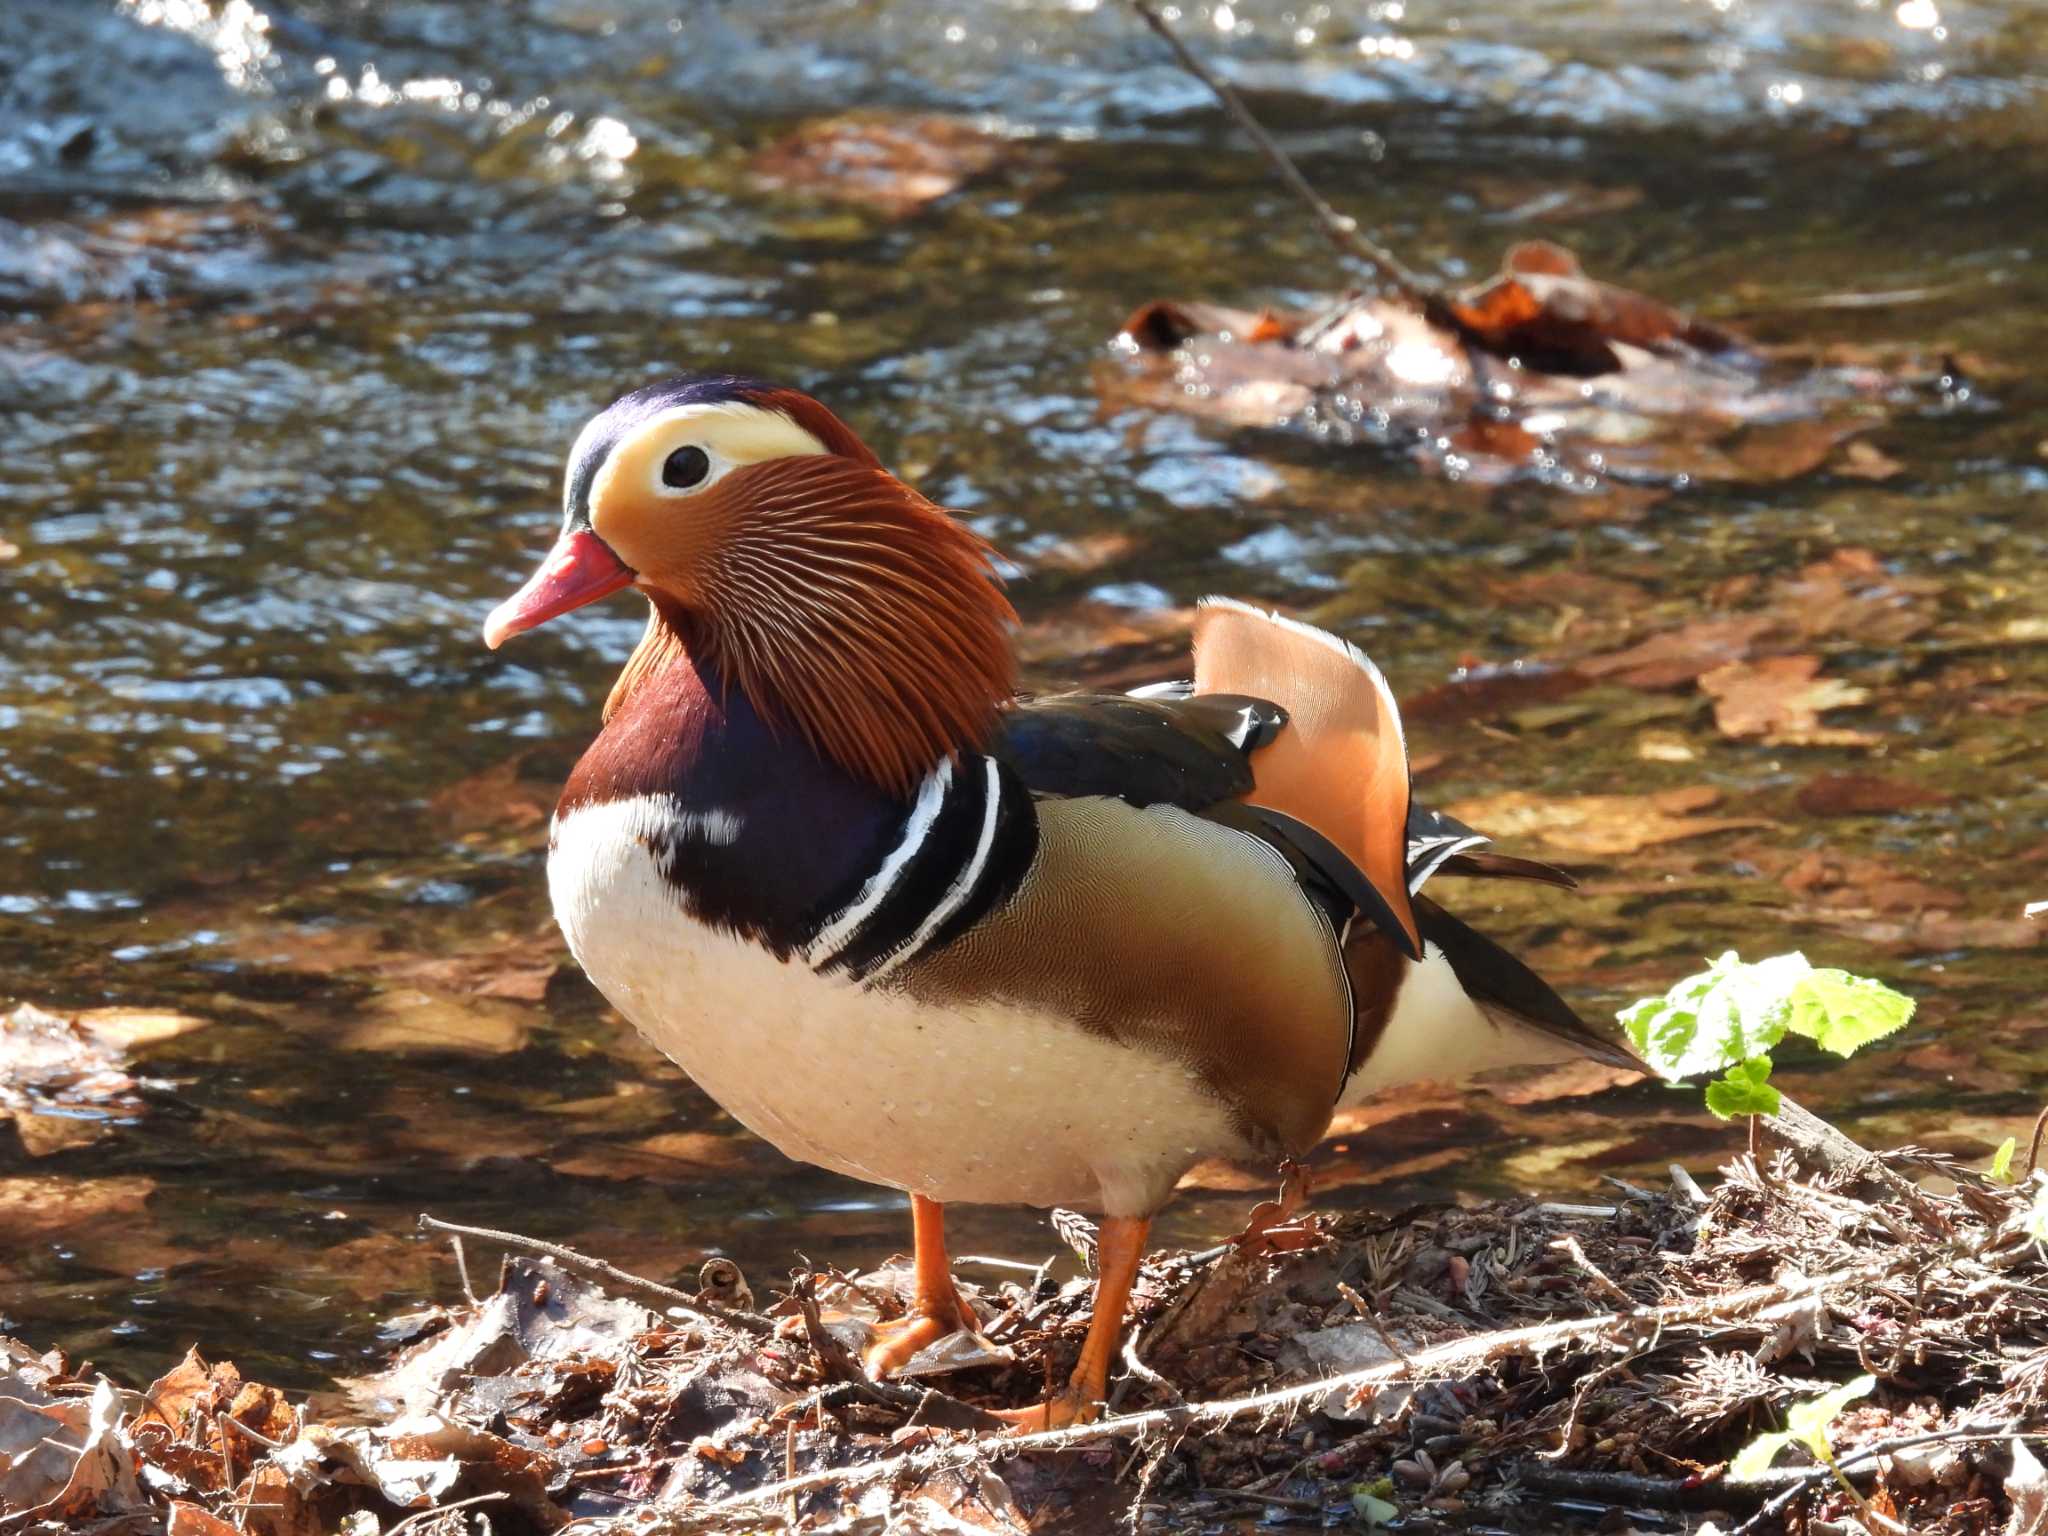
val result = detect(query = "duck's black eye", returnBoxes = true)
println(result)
[661,445,711,490]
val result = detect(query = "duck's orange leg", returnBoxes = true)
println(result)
[861,1194,978,1378]
[994,1215,1150,1433]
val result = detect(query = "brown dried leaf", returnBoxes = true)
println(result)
[750,113,1008,217]
[1772,548,1937,647]
[1441,785,1772,856]
[1836,439,1906,480]
[1794,772,1951,817]
[1401,664,1590,725]
[1699,654,1877,746]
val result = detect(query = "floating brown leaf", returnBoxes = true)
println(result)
[750,112,1009,217]
[1699,654,1877,746]
[1772,548,1937,648]
[1441,785,1771,856]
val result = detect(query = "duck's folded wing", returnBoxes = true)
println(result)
[995,693,1416,949]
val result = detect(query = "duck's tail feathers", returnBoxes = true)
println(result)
[1192,599,1420,959]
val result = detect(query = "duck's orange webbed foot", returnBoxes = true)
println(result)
[990,1213,1150,1437]
[989,1385,1100,1433]
[860,1277,979,1379]
[861,1193,978,1379]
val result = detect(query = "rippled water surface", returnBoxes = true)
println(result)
[2,0,2045,1386]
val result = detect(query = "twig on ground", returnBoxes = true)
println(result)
[416,1213,775,1337]
[1111,1320,1182,1413]
[448,1232,479,1308]
[1551,1235,1636,1309]
[2025,1104,2048,1179]
[387,1492,509,1536]
[1122,0,1430,304]
[1339,1281,1412,1366]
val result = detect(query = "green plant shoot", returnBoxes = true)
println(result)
[1618,953,1913,1120]
[1729,1374,1876,1482]
[1990,1137,2018,1183]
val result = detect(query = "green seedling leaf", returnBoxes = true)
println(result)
[1785,1374,1874,1458]
[1990,1137,2018,1183]
[1704,1056,1781,1120]
[1728,1374,1875,1482]
[1729,1428,1794,1482]
[1783,969,1914,1057]
[1618,951,1813,1082]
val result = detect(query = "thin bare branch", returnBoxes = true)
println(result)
[1123,0,1431,304]
[416,1213,776,1337]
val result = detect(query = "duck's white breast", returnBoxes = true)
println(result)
[547,795,1243,1216]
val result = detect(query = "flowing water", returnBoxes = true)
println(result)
[2,0,2045,1388]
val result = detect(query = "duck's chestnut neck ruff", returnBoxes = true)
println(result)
[486,375,1016,799]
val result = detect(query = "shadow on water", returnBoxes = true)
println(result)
[1,0,2044,1387]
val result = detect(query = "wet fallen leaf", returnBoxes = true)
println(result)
[1401,663,1590,724]
[1777,848,1961,915]
[1,1001,210,1153]
[1772,548,1937,648]
[1578,615,1778,690]
[554,1128,789,1182]
[1836,439,1906,480]
[1482,1059,1644,1106]
[1442,785,1772,857]
[430,756,556,834]
[336,989,530,1056]
[1438,240,1738,377]
[750,112,1010,217]
[1636,729,1697,763]
[1699,654,1877,746]
[1794,772,1950,817]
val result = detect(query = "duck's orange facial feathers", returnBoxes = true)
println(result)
[487,380,1015,800]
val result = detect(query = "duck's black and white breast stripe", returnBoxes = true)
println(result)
[803,755,1035,986]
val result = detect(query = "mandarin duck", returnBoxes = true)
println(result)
[483,374,1635,1430]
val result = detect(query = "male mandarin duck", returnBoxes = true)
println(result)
[483,373,1635,1430]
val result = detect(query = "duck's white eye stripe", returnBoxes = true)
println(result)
[591,400,834,509]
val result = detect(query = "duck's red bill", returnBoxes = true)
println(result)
[483,529,635,649]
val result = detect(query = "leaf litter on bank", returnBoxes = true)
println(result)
[12,1136,2048,1533]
